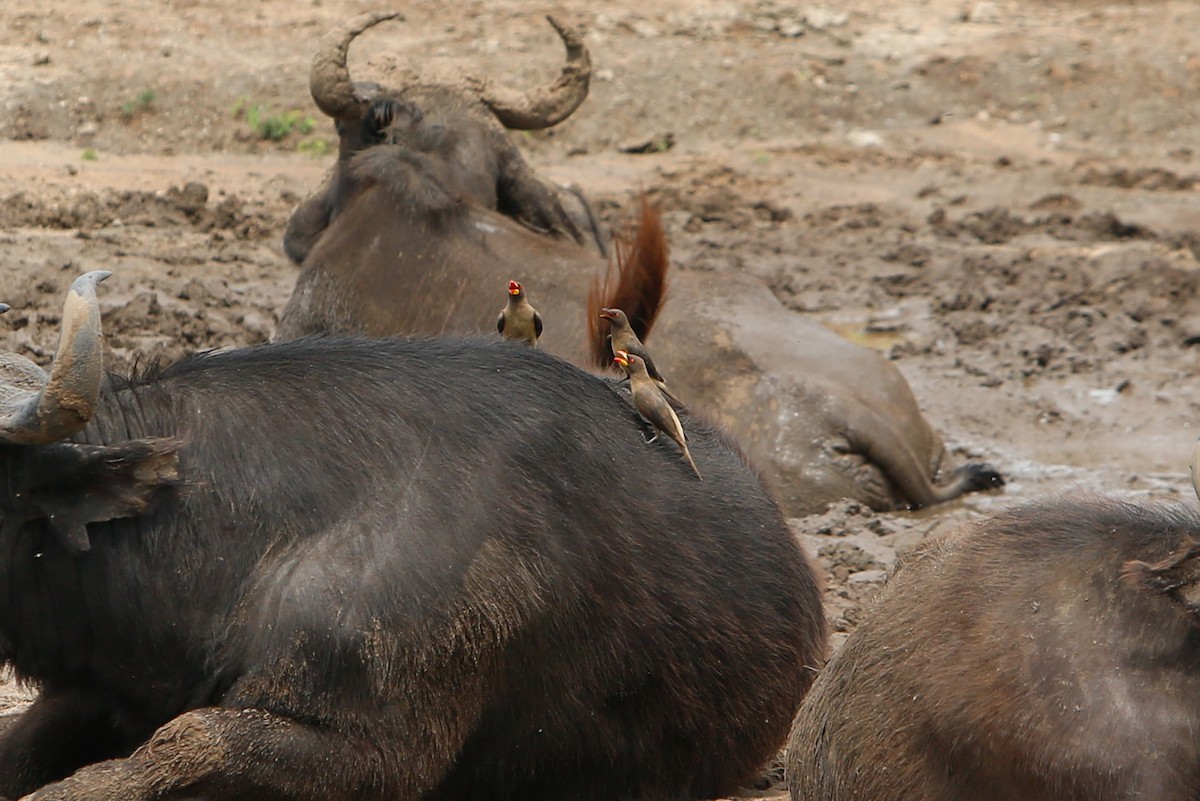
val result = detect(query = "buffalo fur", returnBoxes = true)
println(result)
[0,336,826,801]
[787,493,1200,801]
[275,160,669,367]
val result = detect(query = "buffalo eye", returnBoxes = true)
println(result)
[366,99,423,144]
[367,99,397,132]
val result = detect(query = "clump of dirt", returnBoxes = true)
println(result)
[1075,163,1199,192]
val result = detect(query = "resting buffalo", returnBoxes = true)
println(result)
[277,12,1002,517]
[0,273,825,801]
[787,493,1200,801]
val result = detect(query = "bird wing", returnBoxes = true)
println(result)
[534,310,544,338]
[633,345,666,383]
[496,311,507,334]
[634,382,687,447]
[614,332,663,382]
[656,380,686,410]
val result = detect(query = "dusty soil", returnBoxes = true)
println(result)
[2,0,1200,792]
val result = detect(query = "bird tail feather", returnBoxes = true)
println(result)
[588,196,669,368]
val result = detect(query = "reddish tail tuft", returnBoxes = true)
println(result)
[588,196,669,368]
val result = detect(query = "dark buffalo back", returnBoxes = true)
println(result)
[1,336,825,801]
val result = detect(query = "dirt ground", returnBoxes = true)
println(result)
[2,0,1200,790]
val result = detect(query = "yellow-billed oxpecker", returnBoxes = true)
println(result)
[614,349,701,480]
[497,279,543,347]
[600,306,681,405]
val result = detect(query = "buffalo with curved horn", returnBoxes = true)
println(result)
[278,13,1004,517]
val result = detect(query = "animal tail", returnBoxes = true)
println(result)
[587,196,669,368]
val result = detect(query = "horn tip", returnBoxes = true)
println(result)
[0,304,8,315]
[357,10,404,29]
[546,15,581,40]
[69,270,112,297]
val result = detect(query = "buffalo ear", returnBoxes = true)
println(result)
[26,438,182,554]
[1122,540,1200,618]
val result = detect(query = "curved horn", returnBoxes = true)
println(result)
[0,271,110,444]
[309,11,403,120]
[476,16,591,130]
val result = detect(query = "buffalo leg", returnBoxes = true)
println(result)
[23,706,439,801]
[839,404,1001,509]
[0,689,133,799]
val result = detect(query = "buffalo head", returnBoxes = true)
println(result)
[284,12,601,266]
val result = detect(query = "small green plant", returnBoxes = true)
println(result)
[81,148,98,161]
[258,110,315,141]
[297,137,331,156]
[236,100,316,142]
[121,88,157,117]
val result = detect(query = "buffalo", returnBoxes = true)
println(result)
[276,12,1003,517]
[786,493,1200,801]
[281,11,604,270]
[0,273,825,801]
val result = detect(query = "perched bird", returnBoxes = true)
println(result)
[599,307,681,405]
[614,349,701,480]
[497,280,543,347]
